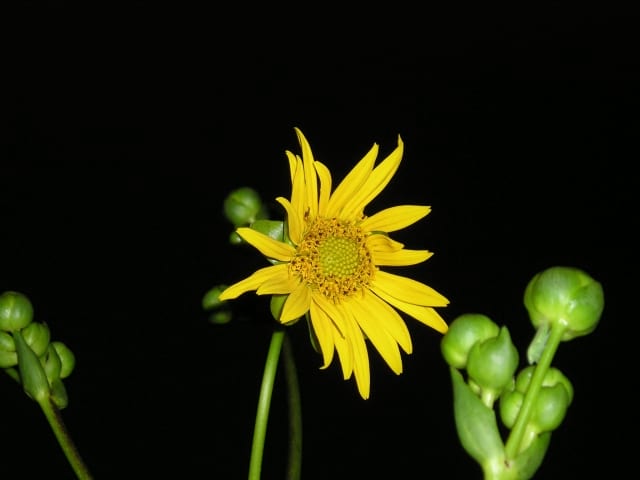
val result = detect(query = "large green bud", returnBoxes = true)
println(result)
[524,266,604,340]
[0,291,34,332]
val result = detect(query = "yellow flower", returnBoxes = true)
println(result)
[219,128,449,399]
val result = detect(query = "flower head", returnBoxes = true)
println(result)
[219,128,449,399]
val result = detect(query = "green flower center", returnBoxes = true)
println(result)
[289,217,375,302]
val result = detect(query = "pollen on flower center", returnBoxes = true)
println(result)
[289,217,375,302]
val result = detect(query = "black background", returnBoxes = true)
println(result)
[3,3,637,479]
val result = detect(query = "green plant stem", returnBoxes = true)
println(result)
[504,323,566,460]
[248,327,285,480]
[282,332,302,480]
[38,397,94,480]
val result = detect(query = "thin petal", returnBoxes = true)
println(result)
[366,234,405,252]
[341,136,404,218]
[309,299,336,369]
[314,161,332,216]
[294,128,319,218]
[314,296,351,378]
[286,150,298,185]
[371,270,449,306]
[236,227,296,262]
[361,205,431,233]
[361,289,413,354]
[351,296,403,375]
[371,248,433,266]
[371,287,449,334]
[275,197,302,245]
[343,310,371,399]
[325,143,379,218]
[255,264,298,295]
[280,282,312,323]
[218,264,284,301]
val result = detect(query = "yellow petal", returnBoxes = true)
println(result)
[236,227,296,262]
[314,296,351,378]
[325,143,379,218]
[371,270,449,306]
[371,286,449,334]
[366,234,405,252]
[218,264,284,301]
[309,299,336,369]
[314,161,332,216]
[361,289,413,354]
[351,296,403,375]
[371,248,433,266]
[255,264,298,295]
[275,197,302,245]
[280,282,312,323]
[343,310,371,399]
[286,150,298,185]
[341,136,404,219]
[361,205,431,233]
[294,128,319,219]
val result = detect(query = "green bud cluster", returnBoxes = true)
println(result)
[0,291,76,409]
[441,266,604,480]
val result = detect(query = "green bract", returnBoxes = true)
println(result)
[524,266,604,341]
[441,313,500,369]
[0,291,34,332]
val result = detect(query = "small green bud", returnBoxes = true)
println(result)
[0,331,17,368]
[524,266,604,341]
[441,313,500,369]
[223,187,266,227]
[43,343,63,382]
[506,365,573,434]
[0,291,34,332]
[0,331,16,351]
[202,285,229,311]
[531,383,572,432]
[466,326,519,394]
[499,389,524,429]
[209,310,233,325]
[51,341,75,379]
[22,322,51,357]
[229,230,244,245]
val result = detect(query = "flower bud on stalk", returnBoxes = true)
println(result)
[524,266,604,340]
[0,291,34,332]
[223,187,267,227]
[441,313,500,370]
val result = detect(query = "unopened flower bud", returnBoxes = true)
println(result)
[524,266,604,340]
[0,291,34,332]
[22,322,51,357]
[467,326,519,394]
[0,331,17,367]
[441,313,500,369]
[51,341,75,379]
[223,187,265,227]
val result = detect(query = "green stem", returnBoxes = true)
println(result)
[248,327,285,480]
[38,396,94,480]
[504,323,565,459]
[282,333,302,480]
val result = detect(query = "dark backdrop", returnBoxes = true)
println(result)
[3,4,637,479]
